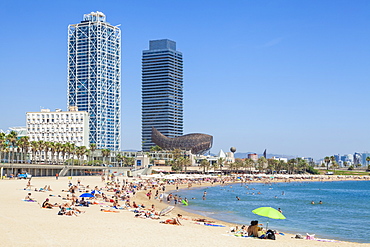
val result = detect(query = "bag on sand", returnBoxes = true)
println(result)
[266,230,276,240]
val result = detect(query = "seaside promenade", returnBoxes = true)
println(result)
[1,175,369,247]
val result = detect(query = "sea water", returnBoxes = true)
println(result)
[174,180,370,243]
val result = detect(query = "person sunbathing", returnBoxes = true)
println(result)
[161,216,182,225]
[58,207,78,216]
[192,218,215,223]
[112,200,120,209]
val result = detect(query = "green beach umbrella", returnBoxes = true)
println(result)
[252,207,286,230]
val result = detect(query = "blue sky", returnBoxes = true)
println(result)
[1,0,369,159]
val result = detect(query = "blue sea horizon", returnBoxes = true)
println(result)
[174,180,370,243]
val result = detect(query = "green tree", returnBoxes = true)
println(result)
[150,145,163,152]
[76,146,87,165]
[181,156,191,173]
[257,157,267,173]
[217,157,225,172]
[200,159,210,173]
[324,156,330,170]
[171,149,182,160]
[89,143,97,163]
[116,153,123,167]
[366,156,370,166]
[101,149,111,165]
[124,156,135,167]
[234,158,244,173]
[0,132,6,163]
[6,131,18,163]
[21,136,30,163]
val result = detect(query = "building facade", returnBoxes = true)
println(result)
[26,108,89,147]
[142,39,183,151]
[68,11,121,151]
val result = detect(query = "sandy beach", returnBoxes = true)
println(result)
[1,175,369,247]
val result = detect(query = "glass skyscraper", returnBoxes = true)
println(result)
[68,11,121,151]
[142,39,183,151]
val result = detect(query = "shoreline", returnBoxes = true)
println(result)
[166,180,368,244]
[1,175,369,247]
[132,176,369,245]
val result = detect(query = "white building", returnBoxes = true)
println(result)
[272,156,288,163]
[26,107,89,147]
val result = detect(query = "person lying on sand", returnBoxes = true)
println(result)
[160,216,182,225]
[192,218,215,223]
[58,207,78,216]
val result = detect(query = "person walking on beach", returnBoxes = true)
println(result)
[24,179,32,190]
[55,173,59,180]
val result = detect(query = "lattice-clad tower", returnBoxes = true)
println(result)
[142,39,183,151]
[68,11,121,151]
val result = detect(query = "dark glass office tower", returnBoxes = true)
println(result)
[142,39,183,151]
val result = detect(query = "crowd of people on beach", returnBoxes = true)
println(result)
[21,173,357,241]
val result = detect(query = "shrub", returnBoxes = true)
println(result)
[306,166,319,175]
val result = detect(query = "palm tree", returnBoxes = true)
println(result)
[234,158,244,173]
[16,140,22,163]
[68,143,76,165]
[267,158,277,174]
[244,158,254,173]
[76,146,87,165]
[44,141,52,164]
[217,157,225,172]
[116,153,124,167]
[19,136,30,163]
[227,162,235,173]
[212,159,220,172]
[331,161,339,174]
[181,156,191,173]
[171,148,182,160]
[48,142,56,164]
[123,156,135,167]
[54,142,62,164]
[330,156,335,170]
[150,145,162,152]
[101,149,111,165]
[296,158,308,173]
[0,132,6,162]
[366,156,370,167]
[30,141,38,163]
[324,156,330,170]
[287,159,296,174]
[257,157,267,173]
[200,159,210,173]
[89,143,97,163]
[6,131,18,163]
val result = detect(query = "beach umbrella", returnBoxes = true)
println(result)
[79,193,95,198]
[252,207,286,230]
